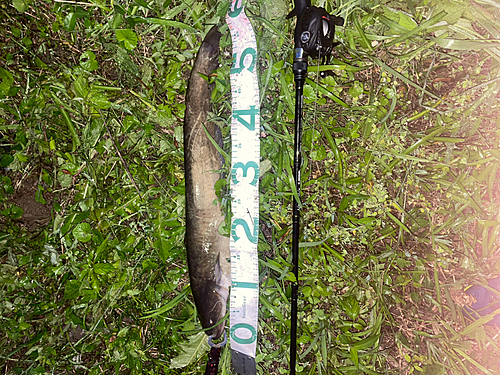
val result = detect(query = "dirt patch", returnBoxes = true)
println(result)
[10,176,52,230]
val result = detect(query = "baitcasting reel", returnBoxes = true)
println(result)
[287,0,344,60]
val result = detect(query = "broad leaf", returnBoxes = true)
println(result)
[0,67,14,97]
[73,223,92,242]
[94,263,116,275]
[170,332,209,368]
[115,29,138,50]
[12,0,30,13]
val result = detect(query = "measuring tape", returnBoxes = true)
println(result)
[226,0,260,373]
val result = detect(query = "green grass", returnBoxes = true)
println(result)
[1,0,500,374]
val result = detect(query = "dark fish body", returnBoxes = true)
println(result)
[184,26,230,340]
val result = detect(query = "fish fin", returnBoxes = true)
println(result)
[214,253,230,299]
[214,253,222,283]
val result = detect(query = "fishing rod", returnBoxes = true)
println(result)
[287,2,343,374]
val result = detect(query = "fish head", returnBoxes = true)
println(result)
[198,279,229,340]
[190,252,230,340]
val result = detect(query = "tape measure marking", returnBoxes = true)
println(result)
[226,0,260,373]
